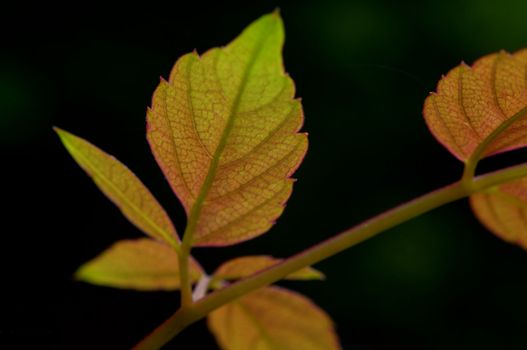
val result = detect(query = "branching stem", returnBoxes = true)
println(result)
[134,162,527,350]
[177,245,193,307]
[461,106,527,183]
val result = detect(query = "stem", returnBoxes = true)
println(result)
[134,162,527,350]
[177,246,193,307]
[461,105,527,182]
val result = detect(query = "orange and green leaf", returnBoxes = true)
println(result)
[207,286,340,350]
[471,178,527,250]
[76,239,202,290]
[425,49,527,250]
[423,49,527,162]
[147,13,307,246]
[212,255,324,282]
[55,128,179,247]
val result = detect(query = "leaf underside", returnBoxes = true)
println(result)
[424,49,527,250]
[76,239,202,290]
[147,13,307,247]
[207,286,340,350]
[58,14,337,350]
[55,128,179,247]
[424,49,527,162]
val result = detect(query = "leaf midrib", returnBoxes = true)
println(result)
[62,134,178,247]
[182,18,277,246]
[467,53,527,163]
[470,104,527,161]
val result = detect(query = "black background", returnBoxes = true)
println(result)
[2,1,527,349]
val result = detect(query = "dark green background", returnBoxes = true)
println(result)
[2,1,527,349]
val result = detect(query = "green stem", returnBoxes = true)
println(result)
[178,246,193,307]
[133,162,527,350]
[461,105,527,182]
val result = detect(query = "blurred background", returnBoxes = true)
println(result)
[2,0,527,349]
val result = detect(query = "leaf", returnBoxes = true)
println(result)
[146,12,307,246]
[76,239,203,290]
[471,178,527,250]
[55,128,179,247]
[207,286,340,350]
[423,49,527,162]
[212,255,324,282]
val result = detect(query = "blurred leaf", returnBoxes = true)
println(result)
[55,128,179,247]
[471,178,527,250]
[76,239,202,290]
[423,49,527,162]
[212,255,324,282]
[147,12,307,246]
[207,286,340,350]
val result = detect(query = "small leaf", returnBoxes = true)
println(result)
[76,239,203,290]
[212,255,324,282]
[147,12,307,246]
[471,179,527,250]
[55,128,179,247]
[423,49,527,162]
[207,286,341,350]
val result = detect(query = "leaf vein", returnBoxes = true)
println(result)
[160,84,196,201]
[64,136,176,245]
[218,104,297,170]
[430,94,466,158]
[208,139,303,202]
[458,65,482,138]
[185,55,215,160]
[198,181,288,242]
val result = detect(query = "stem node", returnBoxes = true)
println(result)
[135,162,527,349]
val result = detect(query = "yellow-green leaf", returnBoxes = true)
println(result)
[423,49,527,162]
[212,255,324,282]
[147,12,307,246]
[208,286,340,350]
[55,128,179,247]
[471,178,527,250]
[76,239,203,290]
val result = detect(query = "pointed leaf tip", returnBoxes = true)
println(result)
[76,239,202,291]
[147,13,306,246]
[56,128,179,247]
